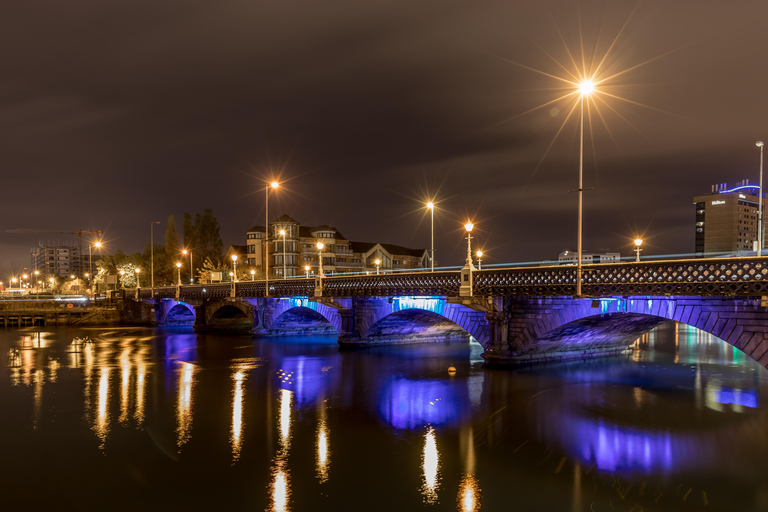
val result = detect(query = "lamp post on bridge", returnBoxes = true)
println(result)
[476,250,483,270]
[576,81,594,297]
[375,259,381,275]
[231,254,238,282]
[135,268,141,288]
[459,221,475,297]
[250,270,255,281]
[176,262,182,286]
[758,141,764,256]
[264,180,279,296]
[317,242,325,277]
[634,238,643,262]
[305,265,310,279]
[182,249,193,283]
[426,201,435,272]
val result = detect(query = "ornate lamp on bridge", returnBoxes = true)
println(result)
[250,269,255,281]
[575,80,594,297]
[460,221,476,297]
[176,262,182,286]
[634,238,643,262]
[135,268,141,288]
[305,265,310,279]
[476,250,483,270]
[375,259,381,275]
[182,249,193,283]
[231,254,238,282]
[119,270,125,289]
[315,242,325,298]
[426,201,435,272]
[265,180,280,296]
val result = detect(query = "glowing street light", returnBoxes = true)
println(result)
[182,249,193,283]
[634,238,643,262]
[176,262,182,286]
[576,80,594,297]
[119,270,125,289]
[426,201,435,272]
[231,254,238,282]
[135,267,141,288]
[476,250,483,270]
[11,277,17,290]
[279,229,287,278]
[758,141,765,256]
[375,258,381,275]
[464,222,475,268]
[265,180,280,296]
[250,269,255,281]
[305,265,310,279]
[317,242,325,278]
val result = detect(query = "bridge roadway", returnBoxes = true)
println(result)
[122,256,768,368]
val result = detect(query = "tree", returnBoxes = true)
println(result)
[165,214,181,265]
[194,208,223,267]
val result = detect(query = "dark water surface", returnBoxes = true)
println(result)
[2,322,768,511]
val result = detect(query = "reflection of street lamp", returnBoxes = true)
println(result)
[135,268,141,288]
[182,249,193,283]
[634,238,643,262]
[279,229,287,278]
[426,201,435,272]
[476,250,483,270]
[231,254,238,282]
[265,180,279,295]
[305,265,310,278]
[375,258,381,275]
[576,81,594,297]
[176,262,182,285]
[317,242,325,277]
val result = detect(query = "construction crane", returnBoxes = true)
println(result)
[6,229,104,278]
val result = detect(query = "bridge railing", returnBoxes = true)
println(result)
[120,255,768,301]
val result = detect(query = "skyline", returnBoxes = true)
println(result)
[2,0,767,273]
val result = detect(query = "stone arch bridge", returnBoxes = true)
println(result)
[120,256,768,367]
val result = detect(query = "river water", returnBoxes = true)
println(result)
[2,322,767,511]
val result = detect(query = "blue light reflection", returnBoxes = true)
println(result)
[379,377,459,430]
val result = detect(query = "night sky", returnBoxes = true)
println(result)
[2,0,767,274]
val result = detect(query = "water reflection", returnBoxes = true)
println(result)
[231,370,245,462]
[379,377,459,429]
[421,425,440,504]
[458,475,480,512]
[176,362,197,449]
[94,367,111,449]
[316,401,330,483]
[270,388,294,512]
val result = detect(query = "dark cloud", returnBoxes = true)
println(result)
[1,0,767,274]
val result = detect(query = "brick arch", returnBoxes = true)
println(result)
[488,296,768,367]
[267,298,341,332]
[158,299,195,325]
[356,297,490,344]
[196,300,256,332]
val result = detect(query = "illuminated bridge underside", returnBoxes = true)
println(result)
[484,296,768,367]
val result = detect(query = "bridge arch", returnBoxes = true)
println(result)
[195,300,256,333]
[159,299,195,326]
[265,297,341,334]
[488,296,768,367]
[350,297,490,345]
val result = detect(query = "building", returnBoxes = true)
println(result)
[244,215,429,277]
[693,180,765,256]
[30,241,89,279]
[557,250,621,265]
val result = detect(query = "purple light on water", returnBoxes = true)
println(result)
[717,387,758,408]
[379,377,458,430]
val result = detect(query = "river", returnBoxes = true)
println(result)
[2,321,767,511]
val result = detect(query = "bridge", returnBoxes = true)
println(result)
[120,256,768,368]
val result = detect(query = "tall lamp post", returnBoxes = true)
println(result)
[176,262,182,286]
[375,259,381,275]
[459,221,475,297]
[476,251,483,270]
[279,229,287,278]
[150,221,160,288]
[758,141,765,256]
[250,270,255,281]
[634,238,643,262]
[426,202,435,272]
[182,249,193,283]
[135,268,141,288]
[317,242,325,277]
[576,81,594,297]
[231,255,238,282]
[305,265,310,279]
[89,241,102,295]
[265,181,279,296]
[119,270,125,289]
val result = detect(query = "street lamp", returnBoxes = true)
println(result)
[150,221,160,288]
[89,241,102,294]
[634,238,643,262]
[464,222,475,268]
[135,268,141,288]
[758,141,764,256]
[426,201,435,272]
[34,270,39,299]
[317,242,325,277]
[120,270,125,289]
[231,254,238,282]
[265,180,279,296]
[11,277,17,290]
[375,258,381,275]
[176,262,182,286]
[279,229,287,278]
[305,265,310,279]
[250,269,255,281]
[182,249,193,283]
[48,277,54,291]
[576,81,594,297]
[476,250,483,270]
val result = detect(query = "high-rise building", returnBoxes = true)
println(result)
[693,180,765,256]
